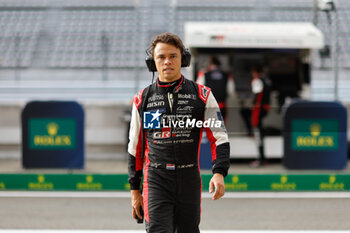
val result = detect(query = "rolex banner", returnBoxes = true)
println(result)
[283,101,347,170]
[29,119,76,150]
[22,101,84,169]
[291,119,339,151]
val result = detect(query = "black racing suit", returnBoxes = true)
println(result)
[204,68,229,119]
[197,68,229,120]
[251,75,271,162]
[128,75,230,233]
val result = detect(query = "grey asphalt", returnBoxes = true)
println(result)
[0,195,350,230]
[1,158,350,174]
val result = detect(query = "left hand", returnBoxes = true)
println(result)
[209,173,225,200]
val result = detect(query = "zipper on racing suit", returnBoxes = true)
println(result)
[167,91,177,169]
[168,93,173,111]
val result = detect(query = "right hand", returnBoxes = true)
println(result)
[131,190,144,219]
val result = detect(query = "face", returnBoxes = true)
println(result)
[153,42,182,82]
[250,69,260,80]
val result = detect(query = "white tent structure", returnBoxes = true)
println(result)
[185,22,324,49]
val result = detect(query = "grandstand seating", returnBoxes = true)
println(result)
[176,0,256,8]
[0,0,349,101]
[0,10,44,67]
[269,0,312,8]
[49,9,137,68]
[0,0,48,7]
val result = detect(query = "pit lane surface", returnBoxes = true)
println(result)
[0,192,349,230]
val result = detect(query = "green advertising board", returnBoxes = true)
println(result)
[291,119,339,151]
[29,118,76,150]
[0,173,349,191]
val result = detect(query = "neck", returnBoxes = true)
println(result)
[252,72,261,80]
[208,64,217,71]
[158,75,182,83]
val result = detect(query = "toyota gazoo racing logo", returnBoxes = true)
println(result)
[153,128,171,139]
[143,109,222,129]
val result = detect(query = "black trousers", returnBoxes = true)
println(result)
[143,165,201,233]
[240,107,252,136]
[253,112,267,161]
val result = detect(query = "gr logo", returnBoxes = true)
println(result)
[143,109,162,129]
[153,128,171,139]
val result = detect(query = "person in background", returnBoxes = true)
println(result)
[197,56,230,121]
[250,63,271,167]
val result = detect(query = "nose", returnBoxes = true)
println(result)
[164,57,172,65]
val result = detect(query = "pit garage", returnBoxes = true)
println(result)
[185,22,324,159]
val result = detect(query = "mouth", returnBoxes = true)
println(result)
[163,68,173,73]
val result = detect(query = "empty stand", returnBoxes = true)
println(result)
[0,0,349,101]
[0,10,44,67]
[49,9,137,68]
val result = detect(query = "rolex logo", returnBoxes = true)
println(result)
[294,120,336,150]
[31,119,74,148]
[38,175,45,183]
[329,175,336,184]
[86,175,93,183]
[47,123,59,136]
[310,123,321,137]
[281,175,288,184]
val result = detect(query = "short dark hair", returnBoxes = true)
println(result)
[149,32,184,56]
[209,56,221,67]
[251,63,264,73]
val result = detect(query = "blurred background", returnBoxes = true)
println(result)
[0,0,349,162]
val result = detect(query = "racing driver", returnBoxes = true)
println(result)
[128,32,230,232]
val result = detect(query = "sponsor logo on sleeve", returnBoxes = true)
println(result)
[202,86,209,98]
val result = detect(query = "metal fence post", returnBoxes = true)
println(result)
[101,31,109,81]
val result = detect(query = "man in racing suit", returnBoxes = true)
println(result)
[250,63,271,167]
[128,32,230,232]
[196,56,230,121]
